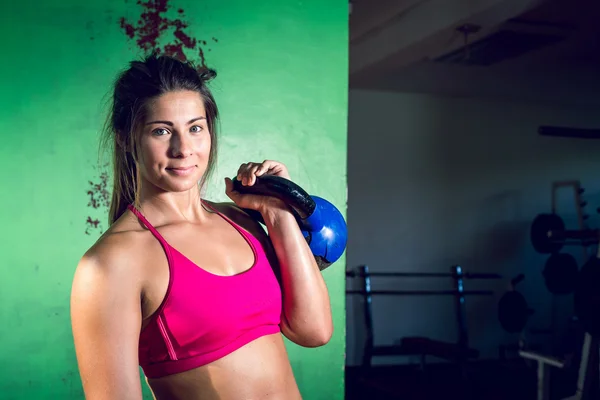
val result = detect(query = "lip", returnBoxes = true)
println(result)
[167,166,196,176]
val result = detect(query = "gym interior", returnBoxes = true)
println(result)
[346,0,600,399]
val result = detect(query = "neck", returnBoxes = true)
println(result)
[137,180,210,224]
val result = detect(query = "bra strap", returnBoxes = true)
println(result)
[127,204,171,247]
[201,201,257,240]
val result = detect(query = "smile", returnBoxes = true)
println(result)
[167,166,196,176]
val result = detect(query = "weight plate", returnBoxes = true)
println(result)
[498,291,529,333]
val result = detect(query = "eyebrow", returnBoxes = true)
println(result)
[145,116,206,126]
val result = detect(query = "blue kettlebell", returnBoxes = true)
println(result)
[231,175,347,270]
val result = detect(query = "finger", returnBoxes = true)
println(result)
[255,160,272,177]
[242,163,258,185]
[248,164,262,185]
[237,164,254,186]
[236,163,249,182]
[261,160,290,179]
[224,177,233,193]
[248,161,277,185]
[240,162,262,185]
[257,160,279,176]
[224,177,239,201]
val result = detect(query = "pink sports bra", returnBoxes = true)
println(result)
[127,202,282,379]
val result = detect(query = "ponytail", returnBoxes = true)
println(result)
[108,147,138,224]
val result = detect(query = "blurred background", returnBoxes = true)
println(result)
[346,0,600,399]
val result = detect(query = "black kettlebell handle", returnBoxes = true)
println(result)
[231,175,316,222]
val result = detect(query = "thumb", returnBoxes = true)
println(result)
[224,177,237,200]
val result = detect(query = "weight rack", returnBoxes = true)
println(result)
[346,265,502,369]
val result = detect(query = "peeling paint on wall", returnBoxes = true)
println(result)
[85,163,110,235]
[118,0,217,66]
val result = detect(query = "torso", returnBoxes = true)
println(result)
[106,201,301,400]
[147,333,300,400]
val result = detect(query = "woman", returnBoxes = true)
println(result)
[70,54,333,400]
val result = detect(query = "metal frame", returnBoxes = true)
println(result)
[346,265,500,369]
[519,333,598,400]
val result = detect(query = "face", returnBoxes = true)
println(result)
[136,90,211,194]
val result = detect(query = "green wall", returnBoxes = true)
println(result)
[0,1,348,398]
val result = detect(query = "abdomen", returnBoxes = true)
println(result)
[147,333,301,400]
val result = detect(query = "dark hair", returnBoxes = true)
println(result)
[101,54,219,224]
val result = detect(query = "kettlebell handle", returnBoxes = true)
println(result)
[231,174,348,270]
[231,175,322,231]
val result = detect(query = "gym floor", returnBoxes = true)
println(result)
[344,359,589,400]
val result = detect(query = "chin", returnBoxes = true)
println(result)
[158,175,203,193]
[169,179,201,192]
[166,184,198,193]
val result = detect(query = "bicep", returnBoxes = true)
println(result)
[70,256,143,400]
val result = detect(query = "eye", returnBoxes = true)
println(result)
[152,128,170,136]
[190,125,203,133]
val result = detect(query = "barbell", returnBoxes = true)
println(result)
[345,266,501,296]
[232,175,347,271]
[530,213,598,254]
[345,266,532,333]
[345,270,502,279]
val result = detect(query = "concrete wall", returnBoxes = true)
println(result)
[346,89,600,366]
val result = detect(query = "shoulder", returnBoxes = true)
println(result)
[70,213,146,394]
[72,212,150,295]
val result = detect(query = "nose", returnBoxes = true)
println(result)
[170,133,193,158]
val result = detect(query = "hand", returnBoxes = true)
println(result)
[224,160,291,214]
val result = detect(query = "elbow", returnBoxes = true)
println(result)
[290,323,333,348]
[306,327,333,348]
[281,307,334,347]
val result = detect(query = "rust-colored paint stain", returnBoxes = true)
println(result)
[118,0,215,67]
[85,217,101,235]
[85,165,110,235]
[87,169,110,210]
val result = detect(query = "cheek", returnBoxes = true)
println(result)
[138,138,165,170]
[197,133,212,154]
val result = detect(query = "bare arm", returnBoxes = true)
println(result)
[261,205,333,347]
[224,160,333,347]
[70,240,144,400]
[217,200,333,347]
